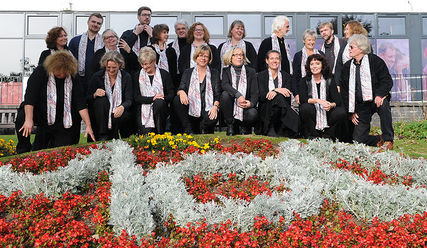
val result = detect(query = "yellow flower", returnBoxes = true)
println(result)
[177,134,182,137]
[201,150,205,154]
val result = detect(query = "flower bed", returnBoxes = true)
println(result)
[0,135,426,247]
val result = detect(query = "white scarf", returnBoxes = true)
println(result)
[342,43,351,65]
[321,35,341,74]
[105,46,120,53]
[230,65,247,121]
[268,69,282,91]
[138,67,163,128]
[188,66,213,117]
[301,47,320,78]
[349,54,373,113]
[153,44,169,72]
[78,32,103,76]
[171,39,181,71]
[132,24,151,55]
[104,70,122,129]
[271,33,293,75]
[47,73,73,128]
[311,77,329,130]
[220,39,246,77]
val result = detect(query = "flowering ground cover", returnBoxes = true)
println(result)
[0,133,426,247]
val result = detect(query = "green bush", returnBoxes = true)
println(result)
[393,120,427,140]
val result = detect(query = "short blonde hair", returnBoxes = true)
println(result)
[43,51,77,76]
[193,44,212,64]
[138,47,157,64]
[100,51,125,69]
[222,47,250,66]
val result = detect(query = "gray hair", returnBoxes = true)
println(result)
[100,51,125,69]
[302,29,317,41]
[174,19,188,29]
[138,47,157,64]
[272,16,290,33]
[227,20,246,39]
[102,29,118,41]
[348,34,371,54]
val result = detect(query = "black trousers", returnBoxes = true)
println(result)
[15,105,76,153]
[136,99,169,134]
[220,91,258,127]
[352,99,394,146]
[299,103,346,140]
[90,96,132,140]
[258,94,299,136]
[172,95,218,134]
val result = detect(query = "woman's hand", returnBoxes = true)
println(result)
[19,119,34,137]
[94,88,105,98]
[275,88,291,97]
[153,93,164,101]
[178,91,189,105]
[351,113,359,125]
[208,105,218,120]
[85,125,96,142]
[113,105,124,118]
[266,90,277,100]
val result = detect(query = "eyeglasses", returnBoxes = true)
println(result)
[198,55,210,59]
[232,53,244,57]
[194,29,204,33]
[349,45,358,49]
[104,35,117,40]
[140,14,151,17]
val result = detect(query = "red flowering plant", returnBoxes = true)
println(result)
[0,136,425,247]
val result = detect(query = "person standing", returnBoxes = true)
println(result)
[257,16,293,74]
[168,20,188,83]
[38,27,70,66]
[69,13,104,94]
[319,22,347,80]
[341,34,394,149]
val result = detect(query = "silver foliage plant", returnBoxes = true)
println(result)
[0,144,108,197]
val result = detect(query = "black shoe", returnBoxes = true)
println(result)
[240,126,252,135]
[226,124,235,136]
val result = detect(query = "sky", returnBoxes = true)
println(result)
[1,0,426,12]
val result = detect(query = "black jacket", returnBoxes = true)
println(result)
[132,68,175,105]
[178,67,221,103]
[178,44,220,74]
[257,69,292,104]
[299,76,341,106]
[292,50,325,95]
[218,41,258,70]
[221,66,258,108]
[257,37,291,73]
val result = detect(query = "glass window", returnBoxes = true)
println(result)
[0,14,24,37]
[194,16,224,36]
[342,14,375,37]
[227,14,261,38]
[0,39,23,75]
[110,14,135,37]
[27,16,58,35]
[423,18,427,35]
[378,17,405,36]
[264,16,293,36]
[151,16,178,34]
[76,15,105,36]
[309,16,337,35]
[24,39,46,67]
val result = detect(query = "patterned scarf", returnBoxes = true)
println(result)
[104,70,122,129]
[132,24,151,55]
[138,67,163,128]
[321,35,341,74]
[78,32,104,76]
[188,66,213,117]
[153,44,169,72]
[268,69,282,91]
[105,46,120,53]
[47,73,73,128]
[311,77,329,130]
[220,39,246,77]
[301,46,320,78]
[171,39,180,70]
[349,54,372,113]
[271,33,293,74]
[230,65,247,121]
[342,43,351,65]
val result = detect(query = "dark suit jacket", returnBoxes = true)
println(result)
[221,66,258,108]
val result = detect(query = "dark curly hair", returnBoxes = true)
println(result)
[304,54,331,80]
[151,24,169,44]
[45,27,67,49]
